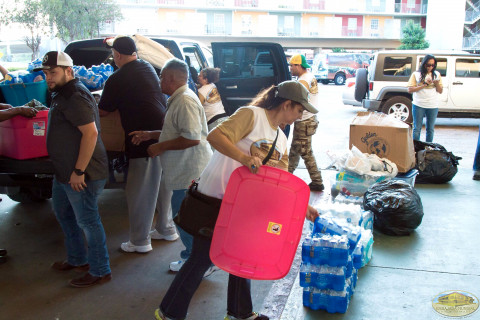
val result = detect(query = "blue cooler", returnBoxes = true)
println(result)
[393,168,419,187]
[0,80,48,106]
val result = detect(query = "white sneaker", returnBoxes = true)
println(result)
[204,265,221,278]
[150,230,179,241]
[120,241,152,253]
[169,259,186,272]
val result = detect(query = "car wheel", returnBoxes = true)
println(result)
[7,187,51,204]
[354,68,368,102]
[381,96,413,123]
[334,73,346,85]
[321,80,329,85]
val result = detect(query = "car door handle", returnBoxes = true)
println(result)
[452,81,463,85]
[226,85,238,89]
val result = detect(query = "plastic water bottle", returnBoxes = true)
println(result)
[301,236,312,264]
[299,262,315,287]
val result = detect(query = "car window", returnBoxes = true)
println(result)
[202,46,214,67]
[216,46,275,78]
[183,47,203,74]
[383,56,412,76]
[417,57,447,77]
[455,58,480,78]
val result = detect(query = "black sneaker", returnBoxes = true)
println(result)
[309,182,324,192]
[474,172,480,181]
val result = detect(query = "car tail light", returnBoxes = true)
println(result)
[369,82,373,91]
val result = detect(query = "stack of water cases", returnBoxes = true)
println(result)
[300,201,374,313]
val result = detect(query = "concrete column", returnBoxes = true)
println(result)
[425,0,467,50]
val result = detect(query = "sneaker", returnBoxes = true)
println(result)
[169,259,186,272]
[309,182,324,192]
[204,265,221,278]
[224,312,269,320]
[150,230,179,241]
[154,308,172,320]
[473,171,480,181]
[120,241,152,253]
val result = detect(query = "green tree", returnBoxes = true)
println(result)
[398,21,429,50]
[12,0,49,60]
[42,0,122,43]
[332,47,346,53]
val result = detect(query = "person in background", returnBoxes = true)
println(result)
[0,64,38,264]
[407,54,443,143]
[473,126,480,181]
[144,58,212,274]
[34,51,111,287]
[98,36,177,253]
[154,80,320,320]
[197,67,228,133]
[288,54,324,192]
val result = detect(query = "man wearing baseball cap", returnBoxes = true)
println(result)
[288,54,324,192]
[99,36,176,254]
[36,51,111,287]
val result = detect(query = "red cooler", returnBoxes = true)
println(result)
[0,110,49,159]
[210,166,310,280]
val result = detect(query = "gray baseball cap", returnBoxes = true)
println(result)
[277,80,318,114]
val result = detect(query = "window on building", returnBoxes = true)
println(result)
[371,19,379,30]
[241,15,253,35]
[455,59,480,78]
[285,16,294,29]
[309,17,319,35]
[407,0,415,9]
[383,56,412,77]
[348,18,357,30]
[372,0,380,6]
[166,12,179,33]
[214,13,225,34]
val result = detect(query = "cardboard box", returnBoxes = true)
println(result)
[0,110,49,159]
[349,112,415,173]
[100,110,125,152]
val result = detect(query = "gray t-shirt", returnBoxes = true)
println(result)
[47,79,108,184]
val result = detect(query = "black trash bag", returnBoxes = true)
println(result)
[363,180,424,236]
[414,140,462,184]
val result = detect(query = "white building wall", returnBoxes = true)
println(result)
[425,0,466,50]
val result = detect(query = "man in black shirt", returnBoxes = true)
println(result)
[35,51,111,287]
[98,36,176,253]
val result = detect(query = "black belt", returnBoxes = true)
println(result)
[207,113,228,125]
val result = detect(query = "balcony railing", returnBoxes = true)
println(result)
[394,3,427,14]
[341,26,363,37]
[463,35,480,49]
[234,0,258,7]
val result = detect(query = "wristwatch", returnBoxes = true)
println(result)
[74,168,85,176]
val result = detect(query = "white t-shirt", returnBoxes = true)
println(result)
[197,106,288,199]
[297,72,319,121]
[198,83,226,121]
[407,70,443,109]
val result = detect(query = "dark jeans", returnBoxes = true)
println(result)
[474,125,480,171]
[160,235,253,319]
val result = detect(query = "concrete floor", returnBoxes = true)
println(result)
[1,85,479,319]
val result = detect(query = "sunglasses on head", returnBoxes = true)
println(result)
[426,64,435,67]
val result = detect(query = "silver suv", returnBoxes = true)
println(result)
[355,50,480,123]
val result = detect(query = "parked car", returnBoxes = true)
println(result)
[355,50,480,123]
[0,37,291,203]
[342,77,362,106]
[312,52,372,85]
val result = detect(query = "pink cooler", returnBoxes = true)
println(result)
[210,166,310,280]
[0,110,49,159]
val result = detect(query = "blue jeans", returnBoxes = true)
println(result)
[412,104,438,143]
[160,235,252,319]
[171,189,193,260]
[52,178,110,277]
[474,126,480,171]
